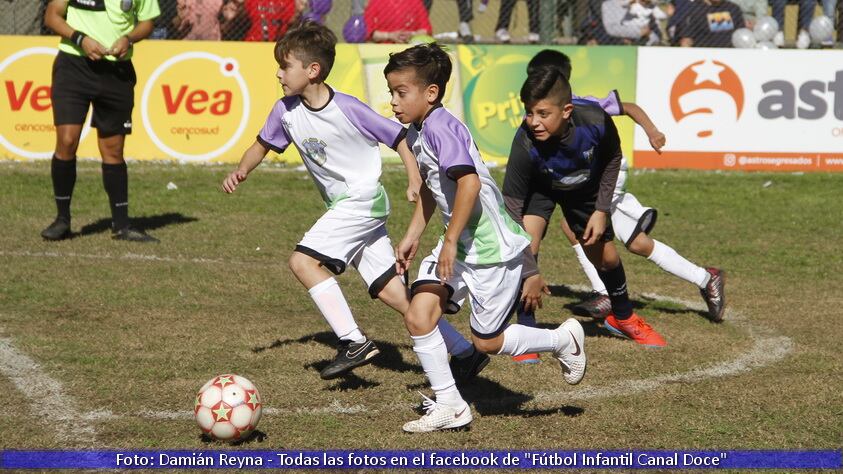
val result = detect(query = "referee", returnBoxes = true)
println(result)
[42,0,160,242]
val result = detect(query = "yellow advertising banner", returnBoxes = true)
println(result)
[1,37,636,165]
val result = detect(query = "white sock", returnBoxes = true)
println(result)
[647,239,710,289]
[412,327,462,407]
[308,278,365,343]
[498,324,567,356]
[438,318,472,358]
[573,244,607,295]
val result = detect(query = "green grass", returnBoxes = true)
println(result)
[0,161,841,453]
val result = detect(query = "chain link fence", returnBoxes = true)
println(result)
[0,0,839,47]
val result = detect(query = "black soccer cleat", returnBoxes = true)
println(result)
[449,347,490,382]
[700,268,726,322]
[320,338,380,380]
[41,218,71,241]
[571,292,612,319]
[112,227,159,243]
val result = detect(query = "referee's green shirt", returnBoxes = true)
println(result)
[59,0,160,61]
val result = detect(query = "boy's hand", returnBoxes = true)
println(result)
[521,273,550,313]
[583,210,608,246]
[222,169,248,193]
[647,128,666,154]
[437,241,457,284]
[395,238,419,276]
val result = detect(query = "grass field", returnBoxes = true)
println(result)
[0,160,841,455]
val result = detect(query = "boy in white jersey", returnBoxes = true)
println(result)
[385,43,587,433]
[222,23,476,381]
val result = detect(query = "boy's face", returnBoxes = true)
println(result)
[524,98,574,141]
[276,52,318,96]
[386,69,438,125]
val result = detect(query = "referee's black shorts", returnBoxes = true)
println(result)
[51,51,136,136]
[525,187,615,243]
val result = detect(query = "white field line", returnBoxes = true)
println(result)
[0,335,99,446]
[1,250,794,423]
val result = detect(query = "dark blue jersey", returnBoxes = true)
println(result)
[502,101,623,223]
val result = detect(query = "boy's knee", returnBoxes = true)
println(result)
[627,233,653,256]
[473,336,503,354]
[288,251,315,275]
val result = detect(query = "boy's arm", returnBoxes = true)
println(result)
[583,114,623,245]
[439,173,481,283]
[622,101,665,153]
[396,138,422,202]
[222,141,269,193]
[395,183,436,275]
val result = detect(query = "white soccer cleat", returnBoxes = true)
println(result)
[555,318,587,385]
[773,31,784,47]
[495,28,511,43]
[402,393,472,433]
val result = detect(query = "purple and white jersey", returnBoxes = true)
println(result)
[257,87,407,218]
[572,90,622,117]
[407,106,530,265]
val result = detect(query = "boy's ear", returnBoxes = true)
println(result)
[561,103,574,120]
[307,62,321,80]
[426,84,440,104]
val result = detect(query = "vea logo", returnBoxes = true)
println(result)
[141,52,249,162]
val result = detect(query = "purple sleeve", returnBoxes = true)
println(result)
[423,111,477,180]
[572,90,623,116]
[333,92,407,150]
[257,98,293,153]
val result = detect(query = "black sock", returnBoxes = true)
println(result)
[51,155,76,222]
[597,261,634,319]
[516,253,539,327]
[102,162,129,231]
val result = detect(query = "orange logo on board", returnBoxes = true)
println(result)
[670,59,744,138]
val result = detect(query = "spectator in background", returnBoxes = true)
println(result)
[495,0,540,43]
[365,0,432,43]
[242,0,305,42]
[769,0,814,47]
[173,0,223,40]
[219,0,250,40]
[152,0,178,38]
[423,0,475,41]
[676,0,744,47]
[602,0,664,44]
[728,0,767,29]
[0,0,47,35]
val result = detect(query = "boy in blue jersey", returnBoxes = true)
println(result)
[509,50,725,326]
[503,65,669,348]
[386,43,587,433]
[222,23,474,381]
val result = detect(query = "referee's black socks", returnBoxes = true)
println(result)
[51,155,76,223]
[596,261,634,319]
[102,162,129,231]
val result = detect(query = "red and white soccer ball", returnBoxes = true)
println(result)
[194,374,262,441]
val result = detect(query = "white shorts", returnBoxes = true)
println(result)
[610,166,657,246]
[411,242,523,339]
[296,210,397,298]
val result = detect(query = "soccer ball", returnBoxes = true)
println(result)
[194,374,262,441]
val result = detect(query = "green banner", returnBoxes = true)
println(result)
[458,45,637,163]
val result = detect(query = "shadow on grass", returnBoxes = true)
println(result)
[75,212,198,237]
[252,331,423,385]
[548,284,710,320]
[200,429,268,445]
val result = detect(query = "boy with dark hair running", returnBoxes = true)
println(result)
[504,64,669,347]
[387,43,587,432]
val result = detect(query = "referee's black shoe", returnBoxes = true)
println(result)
[41,218,71,241]
[112,227,159,243]
[320,338,380,380]
[449,347,490,383]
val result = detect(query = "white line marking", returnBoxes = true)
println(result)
[0,335,98,446]
[1,251,794,425]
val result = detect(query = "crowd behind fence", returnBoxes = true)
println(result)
[0,0,840,48]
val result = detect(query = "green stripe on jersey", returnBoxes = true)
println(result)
[369,184,390,218]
